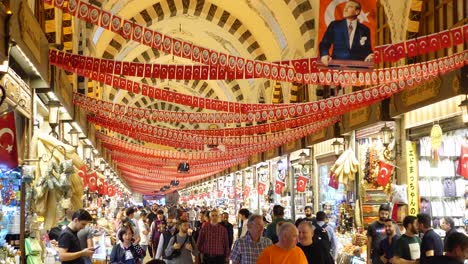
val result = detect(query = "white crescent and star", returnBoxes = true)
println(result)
[380,167,389,177]
[0,128,14,153]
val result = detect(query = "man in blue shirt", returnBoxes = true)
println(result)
[417,213,444,264]
[379,219,399,264]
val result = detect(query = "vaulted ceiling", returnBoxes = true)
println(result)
[43,0,323,193]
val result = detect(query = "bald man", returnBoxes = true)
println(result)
[256,222,308,264]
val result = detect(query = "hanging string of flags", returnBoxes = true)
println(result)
[45,0,468,83]
[54,50,466,116]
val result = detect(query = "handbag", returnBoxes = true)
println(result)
[164,235,189,260]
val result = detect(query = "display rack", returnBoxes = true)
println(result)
[361,188,388,228]
[418,132,468,233]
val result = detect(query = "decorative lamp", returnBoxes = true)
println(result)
[299,151,307,166]
[83,144,92,161]
[104,166,111,177]
[47,100,61,138]
[68,128,79,148]
[380,123,393,147]
[331,139,343,155]
[99,159,106,172]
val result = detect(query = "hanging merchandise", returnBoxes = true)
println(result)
[330,148,359,184]
[430,124,443,162]
[456,142,468,179]
[328,172,339,190]
[418,129,468,230]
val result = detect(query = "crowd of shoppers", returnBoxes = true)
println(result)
[53,203,467,264]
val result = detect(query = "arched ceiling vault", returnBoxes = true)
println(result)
[90,0,315,109]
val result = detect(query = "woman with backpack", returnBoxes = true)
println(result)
[110,224,145,264]
[164,220,198,264]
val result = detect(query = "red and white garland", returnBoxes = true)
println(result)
[54,50,466,116]
[46,0,468,84]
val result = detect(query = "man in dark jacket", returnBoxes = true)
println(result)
[265,205,291,243]
[220,212,234,249]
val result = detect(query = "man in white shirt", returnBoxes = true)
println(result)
[138,211,149,257]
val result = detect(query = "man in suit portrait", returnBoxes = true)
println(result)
[319,0,374,66]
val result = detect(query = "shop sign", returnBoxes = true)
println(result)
[9,0,49,80]
[401,78,441,106]
[391,71,461,116]
[283,139,298,153]
[406,141,419,216]
[306,125,333,146]
[342,103,381,134]
[264,147,278,160]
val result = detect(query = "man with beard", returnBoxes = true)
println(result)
[417,213,444,264]
[393,216,421,264]
[220,212,234,249]
[367,204,401,264]
[379,219,399,264]
[295,206,315,227]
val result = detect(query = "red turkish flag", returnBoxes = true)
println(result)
[107,185,116,197]
[393,43,406,61]
[377,160,394,186]
[184,66,193,79]
[292,59,309,74]
[456,143,468,179]
[160,65,168,79]
[416,36,429,55]
[243,186,251,197]
[78,165,88,187]
[328,172,339,189]
[257,182,266,195]
[0,112,18,171]
[87,171,98,192]
[405,39,418,57]
[464,24,468,43]
[438,30,451,48]
[136,63,144,77]
[275,180,285,194]
[451,27,463,45]
[383,45,396,62]
[427,33,441,52]
[173,65,183,79]
[296,175,308,192]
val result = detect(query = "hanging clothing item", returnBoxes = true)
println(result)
[456,143,468,179]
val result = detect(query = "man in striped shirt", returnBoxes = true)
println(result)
[230,214,272,264]
[197,209,230,264]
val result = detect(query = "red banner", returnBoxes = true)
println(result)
[296,175,308,192]
[275,180,285,194]
[377,160,394,186]
[0,112,18,171]
[258,182,266,195]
